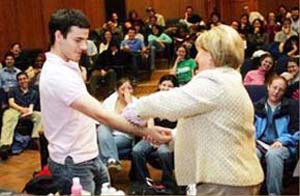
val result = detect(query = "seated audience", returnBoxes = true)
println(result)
[124,23,144,42]
[0,52,21,107]
[179,6,205,27]
[120,27,147,82]
[242,5,265,24]
[276,5,290,25]
[244,53,275,85]
[9,42,30,71]
[246,18,269,57]
[0,72,42,160]
[207,12,222,29]
[88,49,118,99]
[281,57,299,100]
[98,30,113,54]
[145,7,165,27]
[275,18,298,53]
[239,13,251,35]
[265,12,281,43]
[26,53,45,88]
[127,10,145,28]
[130,74,179,194]
[147,25,172,69]
[96,41,131,79]
[98,78,137,171]
[254,76,299,195]
[171,45,196,86]
[282,35,299,57]
[289,6,300,34]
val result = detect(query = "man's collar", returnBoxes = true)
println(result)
[3,67,17,72]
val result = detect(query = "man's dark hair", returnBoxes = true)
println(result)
[291,6,299,11]
[128,27,136,33]
[4,52,15,60]
[16,71,28,80]
[48,9,90,45]
[186,6,193,10]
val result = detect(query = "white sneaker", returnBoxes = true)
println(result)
[186,184,197,196]
[101,183,125,196]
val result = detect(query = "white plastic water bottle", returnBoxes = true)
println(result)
[71,177,83,196]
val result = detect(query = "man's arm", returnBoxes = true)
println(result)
[8,98,29,114]
[71,94,171,143]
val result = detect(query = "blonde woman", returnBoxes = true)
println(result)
[124,25,264,195]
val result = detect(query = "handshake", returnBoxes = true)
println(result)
[122,103,173,145]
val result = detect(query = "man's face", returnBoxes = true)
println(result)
[267,78,287,104]
[291,10,299,21]
[5,56,15,68]
[128,30,136,40]
[268,12,276,22]
[282,20,291,29]
[186,8,193,16]
[17,74,29,89]
[57,26,89,62]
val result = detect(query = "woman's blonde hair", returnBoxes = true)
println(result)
[195,24,244,69]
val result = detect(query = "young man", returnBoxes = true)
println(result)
[254,76,299,195]
[0,52,21,108]
[0,72,41,160]
[40,9,170,195]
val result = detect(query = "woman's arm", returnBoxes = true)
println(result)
[135,76,220,121]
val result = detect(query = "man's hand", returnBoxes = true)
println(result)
[19,107,30,115]
[144,126,172,145]
[20,107,33,118]
[271,141,283,148]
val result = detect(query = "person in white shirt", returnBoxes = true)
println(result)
[39,8,171,195]
[290,6,300,34]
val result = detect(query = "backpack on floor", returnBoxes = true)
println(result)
[23,166,58,195]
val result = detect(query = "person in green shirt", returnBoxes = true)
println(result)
[171,45,196,85]
[147,25,172,70]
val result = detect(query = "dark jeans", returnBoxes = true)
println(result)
[131,140,175,188]
[48,156,110,195]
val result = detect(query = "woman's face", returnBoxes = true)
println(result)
[159,80,175,91]
[287,61,299,76]
[152,26,159,35]
[104,31,112,40]
[34,55,45,69]
[176,47,187,58]
[260,57,273,71]
[253,20,261,28]
[240,16,248,25]
[112,13,118,21]
[117,81,133,95]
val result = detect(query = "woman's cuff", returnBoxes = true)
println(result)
[122,103,147,127]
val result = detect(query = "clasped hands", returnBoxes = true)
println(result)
[122,103,172,145]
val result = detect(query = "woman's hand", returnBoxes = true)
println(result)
[144,126,172,145]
